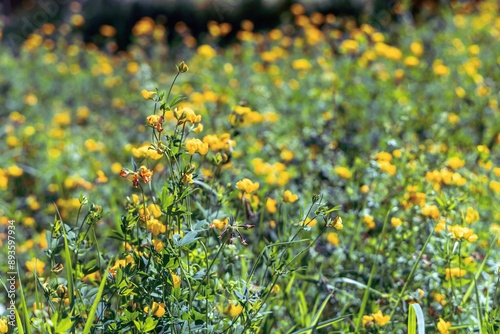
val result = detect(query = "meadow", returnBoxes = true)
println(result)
[1,1,500,333]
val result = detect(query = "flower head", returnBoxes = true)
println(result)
[236,178,259,193]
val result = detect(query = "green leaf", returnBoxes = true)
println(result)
[304,291,335,334]
[83,259,113,334]
[408,303,425,334]
[62,225,75,309]
[56,317,74,332]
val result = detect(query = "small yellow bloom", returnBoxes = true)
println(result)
[335,166,352,179]
[300,217,317,228]
[224,300,243,318]
[144,301,166,317]
[0,316,8,333]
[371,310,390,326]
[236,178,259,193]
[283,190,298,203]
[437,318,451,334]
[391,217,402,228]
[141,89,156,100]
[327,232,339,246]
[266,198,277,213]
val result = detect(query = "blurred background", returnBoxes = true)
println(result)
[0,0,450,53]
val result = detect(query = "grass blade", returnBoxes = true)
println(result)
[62,225,75,309]
[388,229,434,322]
[290,315,350,334]
[408,303,425,334]
[354,209,391,332]
[15,306,25,334]
[304,291,335,334]
[82,258,113,334]
[16,263,31,334]
[461,235,498,307]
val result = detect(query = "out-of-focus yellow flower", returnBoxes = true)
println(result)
[236,178,259,193]
[450,225,477,242]
[224,300,243,318]
[362,315,373,327]
[185,138,208,155]
[292,59,312,70]
[364,215,375,229]
[300,217,317,228]
[437,318,451,334]
[335,167,352,179]
[8,165,23,177]
[391,217,402,228]
[26,258,45,275]
[422,205,440,219]
[0,316,8,333]
[327,232,339,246]
[448,157,465,170]
[372,310,390,326]
[266,198,277,213]
[197,44,216,58]
[465,207,479,224]
[283,190,298,203]
[141,89,156,100]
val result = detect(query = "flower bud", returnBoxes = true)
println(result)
[177,61,189,73]
[51,263,64,275]
[312,194,320,203]
[56,284,68,299]
[331,216,343,230]
[187,163,196,174]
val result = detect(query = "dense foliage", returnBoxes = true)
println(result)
[1,1,500,333]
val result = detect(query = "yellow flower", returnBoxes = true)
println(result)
[224,301,243,318]
[372,310,390,326]
[335,167,352,179]
[437,318,451,334]
[448,157,465,170]
[141,89,156,100]
[197,44,216,58]
[7,165,23,177]
[450,225,477,242]
[147,115,161,126]
[236,178,259,193]
[266,198,277,213]
[331,216,343,230]
[327,232,339,246]
[404,56,419,67]
[465,207,479,224]
[182,172,194,184]
[185,138,209,155]
[363,215,375,229]
[391,217,402,228]
[26,258,45,275]
[171,272,181,288]
[435,219,447,234]
[292,59,312,70]
[300,217,317,228]
[360,185,369,193]
[283,190,298,203]
[212,218,228,230]
[422,205,440,219]
[177,60,189,73]
[0,317,7,333]
[362,315,374,327]
[152,239,163,252]
[270,284,280,294]
[193,124,204,134]
[445,267,466,280]
[144,301,166,317]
